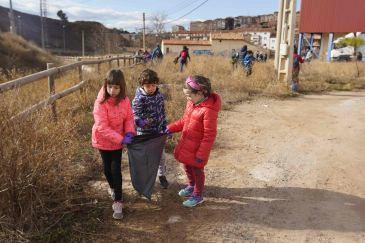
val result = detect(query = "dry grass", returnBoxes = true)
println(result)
[300,60,365,92]
[1,54,365,241]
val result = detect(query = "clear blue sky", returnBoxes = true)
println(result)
[0,0,301,32]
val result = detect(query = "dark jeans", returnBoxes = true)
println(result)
[179,59,187,72]
[99,149,123,201]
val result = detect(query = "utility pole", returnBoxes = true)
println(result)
[275,0,297,84]
[17,15,22,36]
[40,0,48,48]
[9,0,17,34]
[62,24,66,52]
[142,12,146,50]
[82,30,85,56]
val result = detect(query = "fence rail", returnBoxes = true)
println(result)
[1,55,142,121]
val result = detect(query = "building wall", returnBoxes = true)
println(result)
[300,0,365,33]
[162,44,212,55]
[162,39,260,56]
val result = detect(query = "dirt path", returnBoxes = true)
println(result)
[91,91,365,243]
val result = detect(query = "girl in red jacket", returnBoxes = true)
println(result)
[92,69,135,219]
[167,75,221,207]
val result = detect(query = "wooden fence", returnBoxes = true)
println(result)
[0,55,143,121]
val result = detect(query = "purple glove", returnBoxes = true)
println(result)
[195,158,204,163]
[136,119,146,128]
[121,132,134,145]
[164,128,172,138]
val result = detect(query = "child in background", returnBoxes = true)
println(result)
[177,46,191,72]
[167,75,221,207]
[132,69,169,189]
[291,49,304,93]
[243,50,254,77]
[92,69,135,219]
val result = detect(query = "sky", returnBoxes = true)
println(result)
[1,0,301,32]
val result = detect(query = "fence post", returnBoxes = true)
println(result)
[108,59,112,69]
[117,55,120,67]
[77,58,84,93]
[128,58,131,65]
[47,63,57,121]
[97,57,101,74]
[123,57,126,66]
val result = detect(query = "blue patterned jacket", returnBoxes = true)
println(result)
[132,87,167,135]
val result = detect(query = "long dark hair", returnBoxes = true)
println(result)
[101,69,126,105]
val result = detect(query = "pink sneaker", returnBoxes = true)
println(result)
[112,201,123,219]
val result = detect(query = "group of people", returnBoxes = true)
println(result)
[135,44,164,64]
[231,45,255,76]
[92,67,221,219]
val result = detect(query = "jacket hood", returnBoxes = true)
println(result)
[199,92,221,112]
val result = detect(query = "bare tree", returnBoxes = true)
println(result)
[149,12,167,35]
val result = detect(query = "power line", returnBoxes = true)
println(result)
[165,0,209,25]
[166,0,201,17]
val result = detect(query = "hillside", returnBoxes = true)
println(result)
[0,6,130,55]
[0,32,57,80]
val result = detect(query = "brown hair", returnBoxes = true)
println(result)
[138,69,159,86]
[184,75,212,97]
[101,69,126,105]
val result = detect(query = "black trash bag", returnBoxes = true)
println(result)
[127,134,166,200]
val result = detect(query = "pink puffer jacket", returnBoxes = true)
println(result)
[167,92,221,167]
[92,91,135,151]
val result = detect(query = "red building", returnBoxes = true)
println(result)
[298,0,365,61]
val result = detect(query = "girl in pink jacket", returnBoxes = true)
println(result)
[92,69,135,219]
[167,75,221,207]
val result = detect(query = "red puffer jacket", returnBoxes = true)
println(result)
[92,92,135,151]
[167,92,221,167]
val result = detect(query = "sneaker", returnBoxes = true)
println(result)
[112,201,123,219]
[182,195,204,208]
[178,185,194,197]
[108,188,115,200]
[159,176,169,189]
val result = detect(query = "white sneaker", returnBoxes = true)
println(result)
[112,201,123,219]
[108,188,115,200]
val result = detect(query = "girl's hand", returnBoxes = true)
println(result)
[136,119,146,128]
[121,132,134,144]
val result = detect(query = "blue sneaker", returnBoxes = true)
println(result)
[183,195,204,208]
[178,186,194,197]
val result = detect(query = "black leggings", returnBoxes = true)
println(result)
[99,149,123,201]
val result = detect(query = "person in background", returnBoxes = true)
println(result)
[291,49,304,94]
[166,75,221,207]
[151,44,163,62]
[231,49,239,70]
[243,50,254,77]
[239,45,248,66]
[92,69,135,219]
[176,46,191,72]
[357,51,363,61]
